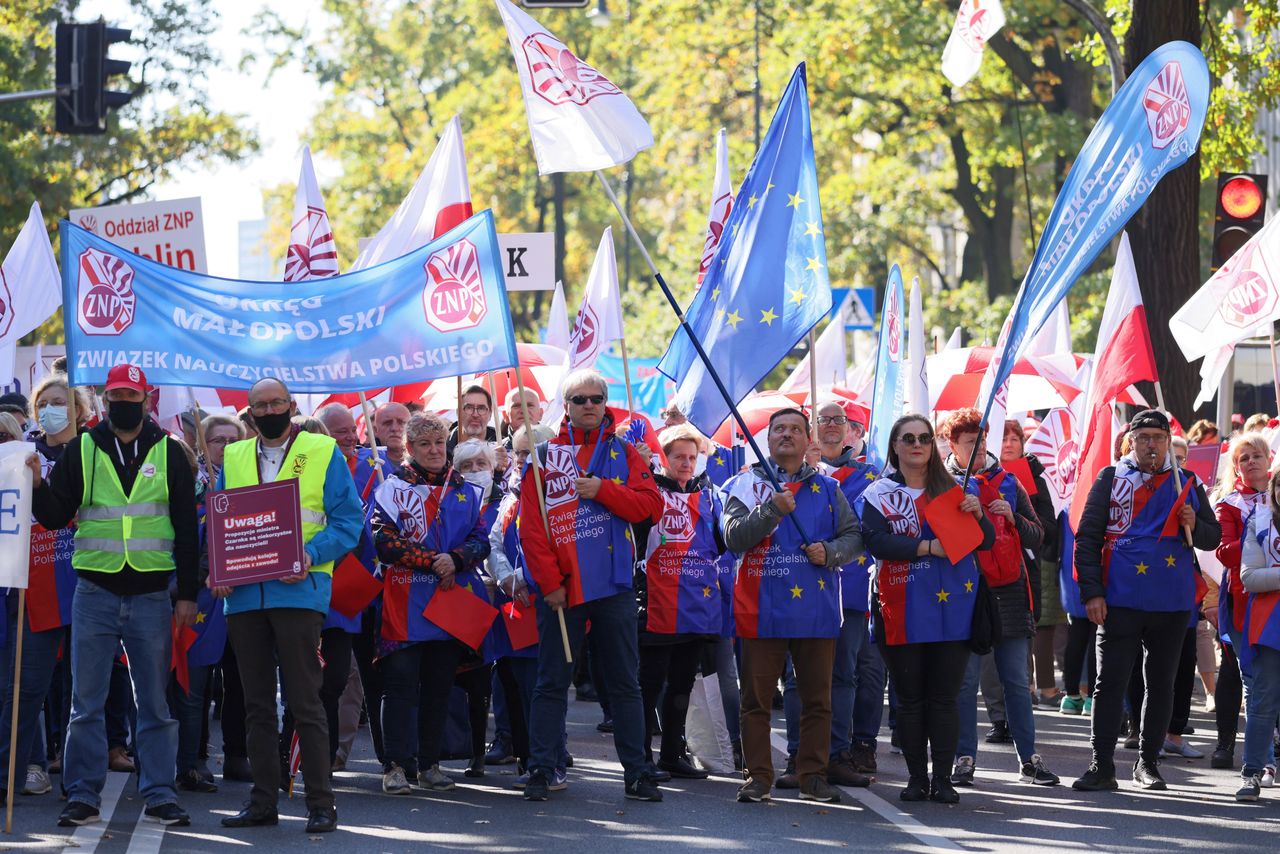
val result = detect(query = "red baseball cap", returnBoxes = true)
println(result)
[104,364,148,394]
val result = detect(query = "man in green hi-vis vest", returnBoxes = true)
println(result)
[30,364,199,830]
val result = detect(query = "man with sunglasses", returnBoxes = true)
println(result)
[518,369,664,803]
[725,407,863,804]
[1072,409,1221,793]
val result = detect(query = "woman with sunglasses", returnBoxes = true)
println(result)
[860,414,994,804]
[371,413,491,796]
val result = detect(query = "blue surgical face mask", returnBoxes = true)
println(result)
[37,404,69,436]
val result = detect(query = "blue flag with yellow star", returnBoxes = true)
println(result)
[657,63,831,436]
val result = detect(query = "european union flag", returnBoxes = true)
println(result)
[657,63,832,437]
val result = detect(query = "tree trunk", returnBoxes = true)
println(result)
[1123,0,1201,422]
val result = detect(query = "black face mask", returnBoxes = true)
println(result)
[107,400,145,432]
[254,411,292,440]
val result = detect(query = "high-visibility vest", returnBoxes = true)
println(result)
[222,431,337,575]
[72,437,176,573]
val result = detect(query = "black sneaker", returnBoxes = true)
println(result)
[985,721,1013,744]
[144,803,191,827]
[1072,761,1119,792]
[484,737,516,765]
[1133,759,1166,790]
[624,773,662,802]
[1019,754,1060,786]
[1237,772,1262,802]
[1211,747,1235,770]
[523,769,551,801]
[776,755,800,789]
[176,769,218,793]
[58,802,100,827]
[950,756,975,787]
[930,776,960,804]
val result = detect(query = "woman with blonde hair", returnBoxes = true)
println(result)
[1210,433,1273,772]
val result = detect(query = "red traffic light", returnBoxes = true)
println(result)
[1221,175,1264,220]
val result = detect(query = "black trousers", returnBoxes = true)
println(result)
[1063,616,1097,696]
[1091,607,1189,766]
[227,608,332,811]
[1217,643,1243,749]
[379,639,464,774]
[494,658,530,762]
[281,628,353,764]
[881,640,970,781]
[454,665,492,763]
[218,637,247,758]
[352,606,385,764]
[638,639,705,763]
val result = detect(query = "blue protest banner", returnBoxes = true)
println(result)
[864,266,905,472]
[61,210,519,392]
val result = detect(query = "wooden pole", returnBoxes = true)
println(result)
[486,373,504,442]
[618,339,637,416]
[1269,328,1280,414]
[186,387,208,465]
[514,369,572,664]
[356,392,386,484]
[5,591,24,833]
[456,375,464,435]
[1154,380,1194,547]
[807,329,820,433]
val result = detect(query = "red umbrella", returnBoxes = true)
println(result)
[709,392,802,447]
[929,347,1083,412]
[417,343,569,411]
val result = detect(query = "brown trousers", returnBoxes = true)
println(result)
[740,637,836,787]
[227,608,333,811]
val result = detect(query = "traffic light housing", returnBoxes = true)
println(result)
[55,21,134,135]
[1212,172,1268,272]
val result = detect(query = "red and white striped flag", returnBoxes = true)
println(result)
[284,146,339,282]
[696,129,733,289]
[350,115,473,271]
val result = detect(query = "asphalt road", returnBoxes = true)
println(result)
[1,691,1278,853]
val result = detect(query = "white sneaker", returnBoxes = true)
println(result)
[1262,766,1276,788]
[22,765,51,795]
[382,764,411,795]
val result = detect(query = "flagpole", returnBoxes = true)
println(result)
[618,339,637,415]
[356,392,386,485]
[593,169,812,544]
[1153,381,1194,547]
[186,387,209,467]
[807,329,820,434]
[513,369,572,664]
[4,590,23,833]
[487,373,505,443]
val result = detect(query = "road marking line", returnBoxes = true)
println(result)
[58,773,127,854]
[769,732,964,852]
[123,811,168,854]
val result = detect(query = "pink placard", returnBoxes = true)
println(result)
[1183,443,1221,490]
[207,480,306,587]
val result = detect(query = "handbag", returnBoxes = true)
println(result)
[968,572,1003,655]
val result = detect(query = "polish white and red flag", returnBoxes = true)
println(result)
[569,228,625,372]
[696,129,733,289]
[283,146,339,282]
[495,0,653,175]
[941,0,1006,88]
[0,202,61,380]
[1069,233,1160,529]
[350,115,473,271]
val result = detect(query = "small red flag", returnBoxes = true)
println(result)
[502,600,539,651]
[422,585,499,650]
[1160,479,1195,539]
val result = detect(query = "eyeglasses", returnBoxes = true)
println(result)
[206,437,233,446]
[816,415,848,425]
[248,398,290,416]
[1131,433,1169,445]
[896,432,934,446]
[568,394,606,406]
[462,404,490,415]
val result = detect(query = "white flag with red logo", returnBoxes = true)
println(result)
[1170,213,1280,362]
[496,0,653,175]
[1069,233,1160,529]
[544,280,571,353]
[0,203,61,381]
[696,129,733,289]
[941,0,1006,88]
[568,228,624,371]
[1025,407,1079,517]
[284,146,339,282]
[350,115,473,271]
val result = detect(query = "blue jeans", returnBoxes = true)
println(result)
[167,665,211,775]
[957,637,1037,764]
[0,612,64,787]
[852,635,887,748]
[64,580,178,809]
[529,590,646,783]
[785,610,866,757]
[1244,646,1280,774]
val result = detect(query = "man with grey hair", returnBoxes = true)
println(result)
[503,387,544,445]
[519,369,665,802]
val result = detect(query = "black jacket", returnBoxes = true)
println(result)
[33,418,200,601]
[1074,463,1222,604]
